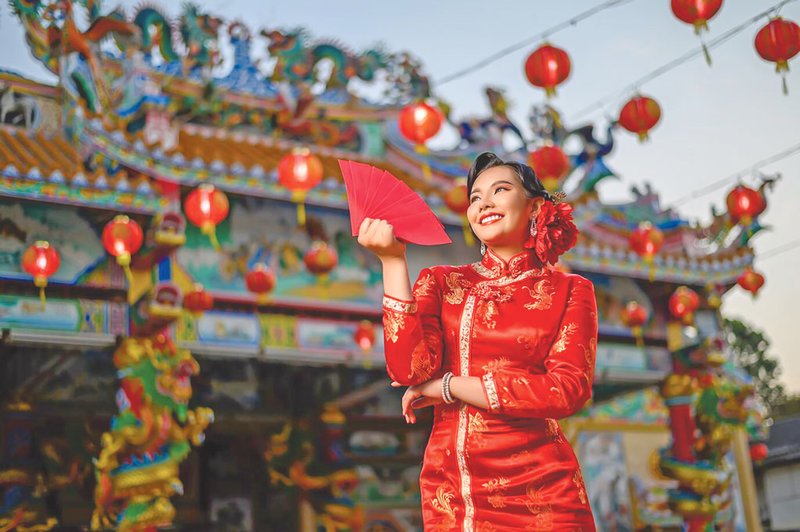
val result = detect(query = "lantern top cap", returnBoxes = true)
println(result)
[291,147,312,156]
[112,214,131,222]
[34,240,51,248]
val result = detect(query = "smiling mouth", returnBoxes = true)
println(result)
[479,213,504,225]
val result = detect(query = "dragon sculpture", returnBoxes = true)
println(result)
[264,405,361,531]
[260,27,387,91]
[91,334,213,531]
[10,0,140,114]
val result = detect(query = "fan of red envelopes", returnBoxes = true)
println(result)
[337,160,451,246]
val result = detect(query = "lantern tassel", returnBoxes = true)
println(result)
[201,222,222,251]
[33,276,48,310]
[116,253,134,285]
[461,217,475,247]
[633,327,644,348]
[645,256,656,281]
[782,72,789,96]
[292,191,308,226]
[414,144,432,181]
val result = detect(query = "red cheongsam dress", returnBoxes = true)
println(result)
[382,249,598,531]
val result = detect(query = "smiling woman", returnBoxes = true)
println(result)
[358,151,597,531]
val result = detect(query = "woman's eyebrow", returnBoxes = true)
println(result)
[470,179,516,196]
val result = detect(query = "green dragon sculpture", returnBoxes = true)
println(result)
[260,27,387,90]
[91,334,213,531]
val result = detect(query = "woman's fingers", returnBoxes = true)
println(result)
[411,396,437,410]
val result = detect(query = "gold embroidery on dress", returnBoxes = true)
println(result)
[524,484,554,531]
[382,310,407,344]
[477,522,499,532]
[479,300,499,329]
[580,337,597,384]
[523,279,553,310]
[573,470,588,505]
[444,272,469,305]
[457,293,476,530]
[524,484,553,513]
[472,284,515,331]
[482,373,501,411]
[430,484,457,530]
[552,322,578,353]
[413,272,436,298]
[483,477,510,509]
[409,339,435,380]
[545,419,564,443]
[468,411,489,448]
[382,296,417,313]
[482,357,511,372]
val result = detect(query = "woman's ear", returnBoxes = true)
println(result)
[529,196,545,218]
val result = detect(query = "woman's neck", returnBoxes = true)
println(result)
[487,245,527,264]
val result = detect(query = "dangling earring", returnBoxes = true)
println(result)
[524,218,537,249]
[480,242,486,256]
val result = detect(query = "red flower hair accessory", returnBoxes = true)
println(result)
[525,197,579,265]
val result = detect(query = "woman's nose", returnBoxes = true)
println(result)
[478,197,494,210]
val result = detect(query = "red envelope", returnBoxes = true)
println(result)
[338,160,451,246]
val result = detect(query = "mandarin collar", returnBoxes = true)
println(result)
[478,248,544,279]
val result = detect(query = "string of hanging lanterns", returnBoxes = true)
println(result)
[570,0,798,125]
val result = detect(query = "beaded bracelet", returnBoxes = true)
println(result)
[441,371,456,404]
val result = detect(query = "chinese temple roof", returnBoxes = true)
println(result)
[2,1,777,287]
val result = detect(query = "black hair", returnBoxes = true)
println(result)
[466,152,551,201]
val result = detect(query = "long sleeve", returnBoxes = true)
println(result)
[480,275,597,419]
[382,267,444,386]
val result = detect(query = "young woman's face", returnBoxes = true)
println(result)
[467,166,543,249]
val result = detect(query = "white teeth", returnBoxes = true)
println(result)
[481,215,502,225]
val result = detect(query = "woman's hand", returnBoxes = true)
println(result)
[357,218,406,263]
[391,379,443,424]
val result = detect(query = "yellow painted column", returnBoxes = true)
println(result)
[732,426,762,532]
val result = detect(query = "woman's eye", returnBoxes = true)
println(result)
[494,186,509,194]
[470,196,480,203]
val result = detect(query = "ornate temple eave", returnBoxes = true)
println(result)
[0,70,59,100]
[86,121,465,222]
[564,238,754,285]
[0,126,167,213]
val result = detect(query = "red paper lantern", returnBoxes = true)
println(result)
[183,283,214,313]
[629,222,664,279]
[21,240,60,307]
[671,0,723,34]
[750,442,768,462]
[245,263,276,302]
[102,215,143,283]
[443,183,475,247]
[443,184,469,215]
[278,147,324,226]
[669,286,701,325]
[185,184,230,250]
[621,301,649,347]
[398,102,443,145]
[354,320,376,353]
[755,17,800,93]
[528,145,570,192]
[524,43,571,98]
[726,185,766,228]
[737,267,765,298]
[618,96,661,141]
[304,241,339,278]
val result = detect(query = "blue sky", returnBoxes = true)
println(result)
[2,0,799,390]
